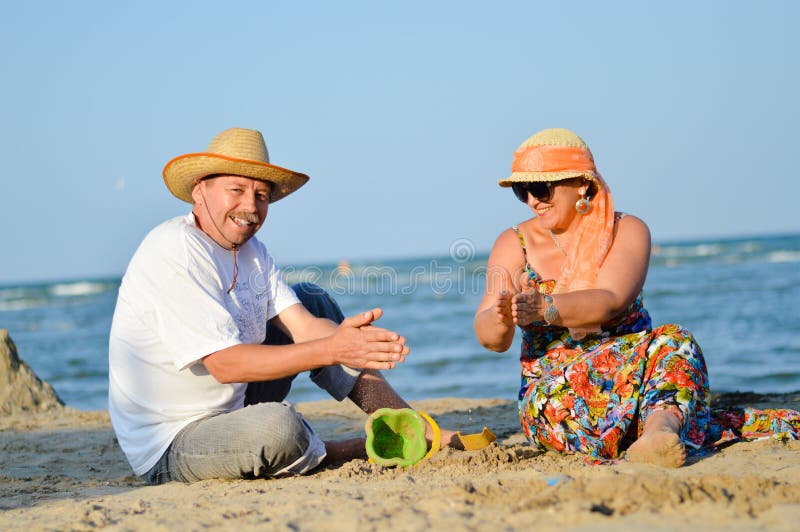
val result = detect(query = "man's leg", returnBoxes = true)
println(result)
[143,401,326,484]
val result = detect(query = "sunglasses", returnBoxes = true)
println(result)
[512,181,553,203]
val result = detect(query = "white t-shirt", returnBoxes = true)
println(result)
[108,213,300,475]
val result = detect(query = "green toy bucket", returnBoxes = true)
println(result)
[364,408,441,467]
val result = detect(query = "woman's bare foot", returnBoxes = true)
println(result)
[625,410,686,468]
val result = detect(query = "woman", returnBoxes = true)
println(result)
[474,128,709,467]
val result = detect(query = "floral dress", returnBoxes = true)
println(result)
[512,225,711,459]
[513,225,800,459]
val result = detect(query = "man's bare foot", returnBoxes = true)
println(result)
[322,437,366,465]
[438,429,459,449]
[625,410,686,468]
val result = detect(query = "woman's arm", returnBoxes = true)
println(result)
[511,215,651,328]
[474,228,525,352]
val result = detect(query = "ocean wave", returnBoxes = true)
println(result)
[747,371,800,384]
[653,243,725,259]
[652,240,800,267]
[48,281,112,297]
[0,287,35,300]
[0,298,51,312]
[766,250,800,263]
[0,280,117,310]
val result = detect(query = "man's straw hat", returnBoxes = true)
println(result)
[163,127,309,203]
[498,128,599,187]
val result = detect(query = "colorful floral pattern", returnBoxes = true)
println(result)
[709,407,800,445]
[518,297,711,459]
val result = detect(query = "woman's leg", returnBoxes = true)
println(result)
[626,325,710,467]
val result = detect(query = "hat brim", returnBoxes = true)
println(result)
[163,153,309,203]
[497,170,597,187]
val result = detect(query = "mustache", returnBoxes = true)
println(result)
[229,212,261,224]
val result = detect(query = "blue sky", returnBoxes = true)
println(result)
[1,1,798,283]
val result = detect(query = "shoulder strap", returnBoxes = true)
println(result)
[511,225,532,273]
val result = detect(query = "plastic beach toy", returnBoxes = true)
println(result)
[365,408,440,467]
[364,408,497,467]
[453,427,497,450]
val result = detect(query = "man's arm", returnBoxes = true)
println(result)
[202,304,408,383]
[204,303,458,447]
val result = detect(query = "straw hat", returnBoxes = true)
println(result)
[162,127,309,203]
[498,128,599,187]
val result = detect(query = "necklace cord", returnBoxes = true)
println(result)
[197,185,240,294]
[228,247,239,294]
[548,230,568,257]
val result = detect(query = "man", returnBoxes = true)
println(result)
[109,127,434,484]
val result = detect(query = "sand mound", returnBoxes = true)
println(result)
[0,329,64,415]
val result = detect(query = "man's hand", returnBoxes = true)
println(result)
[326,308,409,370]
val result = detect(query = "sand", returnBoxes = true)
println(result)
[2,393,800,531]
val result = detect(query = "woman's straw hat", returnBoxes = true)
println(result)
[498,128,599,187]
[163,127,309,203]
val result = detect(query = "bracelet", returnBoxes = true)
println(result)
[542,294,559,324]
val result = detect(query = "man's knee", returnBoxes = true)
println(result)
[291,282,344,323]
[292,281,327,300]
[249,402,311,472]
[271,402,310,450]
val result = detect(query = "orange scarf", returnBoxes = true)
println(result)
[555,174,615,294]
[511,144,615,293]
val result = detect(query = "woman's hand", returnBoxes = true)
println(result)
[511,290,544,326]
[493,289,515,326]
[474,228,529,352]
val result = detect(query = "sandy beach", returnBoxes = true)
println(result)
[2,392,799,531]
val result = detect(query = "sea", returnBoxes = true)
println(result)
[1,233,799,412]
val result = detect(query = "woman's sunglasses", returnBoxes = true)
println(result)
[512,181,553,203]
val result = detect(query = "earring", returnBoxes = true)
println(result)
[575,194,591,215]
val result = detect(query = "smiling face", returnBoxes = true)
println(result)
[525,178,589,233]
[190,174,271,249]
